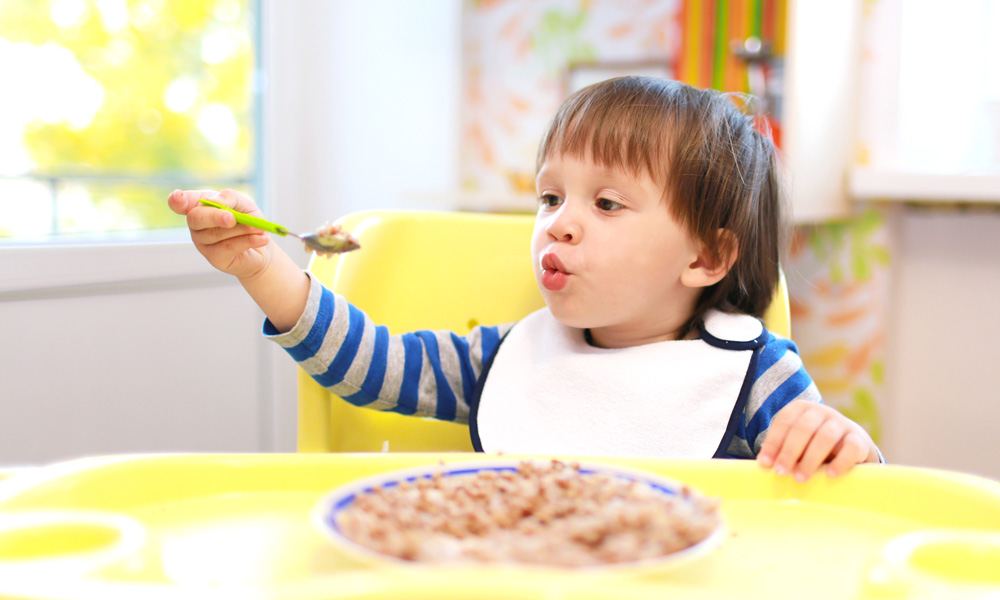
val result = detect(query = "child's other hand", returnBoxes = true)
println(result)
[757,400,879,483]
[168,189,272,279]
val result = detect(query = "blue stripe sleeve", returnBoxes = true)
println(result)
[480,325,500,360]
[415,331,459,421]
[266,283,513,421]
[744,334,819,445]
[338,324,389,407]
[285,287,336,362]
[451,333,476,402]
[753,332,800,377]
[312,303,367,387]
[394,332,425,416]
[360,325,390,396]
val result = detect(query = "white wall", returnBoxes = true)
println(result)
[0,235,280,464]
[0,275,266,464]
[265,0,461,236]
[883,208,1000,480]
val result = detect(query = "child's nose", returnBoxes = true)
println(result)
[546,204,580,243]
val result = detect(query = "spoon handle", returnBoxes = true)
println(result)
[198,198,290,236]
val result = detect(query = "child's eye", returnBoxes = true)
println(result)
[596,198,624,211]
[539,194,562,208]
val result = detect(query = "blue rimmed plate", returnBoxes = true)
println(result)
[312,459,725,576]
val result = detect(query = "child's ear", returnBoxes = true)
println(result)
[681,229,739,288]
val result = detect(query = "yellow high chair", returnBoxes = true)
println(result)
[297,210,790,453]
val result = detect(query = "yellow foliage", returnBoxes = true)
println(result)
[0,0,255,235]
[170,0,216,30]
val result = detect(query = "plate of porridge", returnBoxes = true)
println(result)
[313,459,724,572]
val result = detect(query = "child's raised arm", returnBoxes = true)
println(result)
[756,400,881,482]
[168,189,310,333]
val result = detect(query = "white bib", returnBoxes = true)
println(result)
[473,308,764,457]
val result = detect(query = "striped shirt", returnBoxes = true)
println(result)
[265,274,821,458]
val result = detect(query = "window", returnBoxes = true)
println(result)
[851,0,1000,201]
[0,0,260,241]
[896,0,1000,174]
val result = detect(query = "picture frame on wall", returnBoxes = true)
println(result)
[564,60,675,96]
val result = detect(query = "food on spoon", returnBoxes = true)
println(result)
[334,459,721,567]
[308,222,360,257]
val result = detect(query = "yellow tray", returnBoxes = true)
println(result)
[0,453,999,599]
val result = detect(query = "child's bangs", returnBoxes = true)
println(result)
[537,89,672,188]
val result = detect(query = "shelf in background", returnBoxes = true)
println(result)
[850,167,1000,203]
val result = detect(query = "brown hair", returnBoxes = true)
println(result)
[536,76,785,332]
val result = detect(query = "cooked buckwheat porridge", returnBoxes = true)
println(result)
[334,460,721,567]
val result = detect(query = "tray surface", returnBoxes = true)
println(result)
[0,453,998,600]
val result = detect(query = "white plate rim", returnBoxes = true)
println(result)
[311,458,726,575]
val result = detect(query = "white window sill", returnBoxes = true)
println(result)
[0,229,227,296]
[850,167,1000,203]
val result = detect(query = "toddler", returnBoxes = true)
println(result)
[169,76,881,482]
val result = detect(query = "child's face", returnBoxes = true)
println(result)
[532,153,703,347]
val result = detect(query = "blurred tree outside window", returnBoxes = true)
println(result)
[0,0,259,241]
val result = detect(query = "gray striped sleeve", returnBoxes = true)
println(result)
[745,345,821,427]
[265,272,324,349]
[267,271,516,423]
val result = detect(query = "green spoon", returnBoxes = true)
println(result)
[198,198,360,255]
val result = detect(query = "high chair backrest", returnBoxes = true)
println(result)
[297,210,790,453]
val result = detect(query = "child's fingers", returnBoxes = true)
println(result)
[170,188,272,278]
[757,400,804,467]
[187,189,260,232]
[203,229,270,251]
[825,431,869,478]
[188,209,236,235]
[171,189,261,230]
[171,190,239,232]
[761,401,878,482]
[791,418,846,482]
[167,190,186,215]
[200,232,270,265]
[770,409,826,477]
[757,400,812,473]
[168,189,220,216]
[213,188,262,216]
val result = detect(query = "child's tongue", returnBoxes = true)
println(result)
[541,268,568,291]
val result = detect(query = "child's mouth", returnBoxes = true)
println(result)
[540,253,569,291]
[542,269,568,291]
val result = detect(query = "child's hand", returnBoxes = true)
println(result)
[757,400,879,483]
[168,189,272,279]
